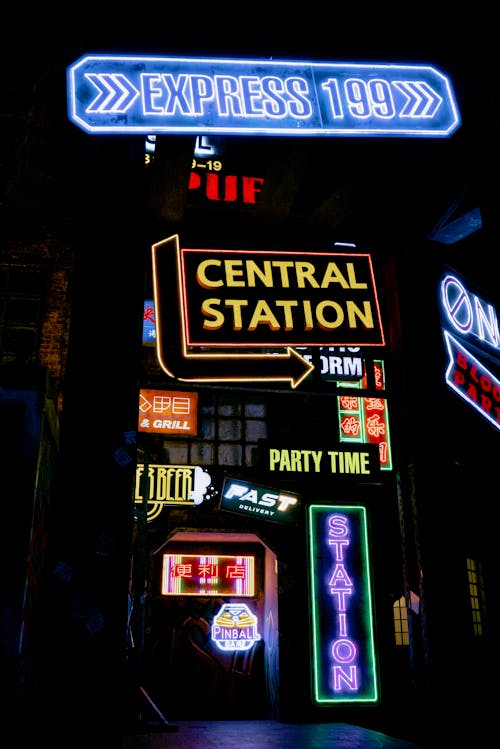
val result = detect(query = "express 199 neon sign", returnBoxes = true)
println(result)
[67,56,460,137]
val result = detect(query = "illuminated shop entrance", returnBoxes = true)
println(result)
[145,531,279,720]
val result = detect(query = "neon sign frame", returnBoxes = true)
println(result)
[134,463,214,521]
[307,504,378,703]
[162,554,255,596]
[178,247,385,349]
[220,477,301,525]
[67,55,460,137]
[442,330,500,431]
[439,269,500,431]
[337,360,393,470]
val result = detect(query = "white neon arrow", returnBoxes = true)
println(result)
[394,80,443,118]
[85,73,140,114]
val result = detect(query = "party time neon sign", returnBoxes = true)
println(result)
[307,505,378,703]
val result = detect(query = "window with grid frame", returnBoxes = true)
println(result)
[466,557,487,637]
[0,266,44,365]
[393,595,409,646]
[158,390,268,467]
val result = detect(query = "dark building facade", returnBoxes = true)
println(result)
[1,42,499,747]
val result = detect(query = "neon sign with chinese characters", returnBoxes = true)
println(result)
[337,360,392,470]
[308,505,378,704]
[161,554,255,596]
[143,299,156,345]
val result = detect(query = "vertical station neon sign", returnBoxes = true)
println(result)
[307,504,378,703]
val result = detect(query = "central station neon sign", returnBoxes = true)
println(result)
[179,247,385,348]
[308,505,378,703]
[151,235,385,388]
[67,55,460,137]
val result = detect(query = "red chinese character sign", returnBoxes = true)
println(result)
[161,554,255,596]
[143,299,156,345]
[337,360,392,470]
